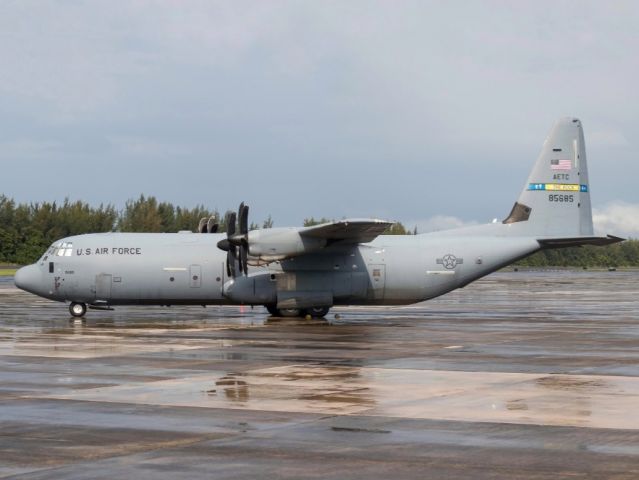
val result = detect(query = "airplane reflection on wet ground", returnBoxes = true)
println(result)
[1,270,639,479]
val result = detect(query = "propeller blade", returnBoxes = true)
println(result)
[207,216,218,233]
[236,202,250,275]
[227,246,237,277]
[226,212,236,237]
[238,242,249,275]
[198,217,208,233]
[226,252,233,277]
[241,241,248,274]
[239,202,249,235]
[223,205,249,276]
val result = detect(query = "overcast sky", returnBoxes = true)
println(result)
[1,1,638,236]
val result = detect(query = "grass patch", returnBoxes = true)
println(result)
[0,269,17,276]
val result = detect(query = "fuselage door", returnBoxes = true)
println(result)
[367,264,386,300]
[190,264,202,288]
[95,273,112,301]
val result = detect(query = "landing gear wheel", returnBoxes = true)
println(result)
[265,304,279,316]
[69,302,87,318]
[278,307,302,318]
[305,306,330,318]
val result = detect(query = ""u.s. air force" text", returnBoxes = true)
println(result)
[76,247,142,256]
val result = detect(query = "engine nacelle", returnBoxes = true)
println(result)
[247,228,326,261]
[223,273,277,304]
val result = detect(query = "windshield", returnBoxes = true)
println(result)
[48,241,73,258]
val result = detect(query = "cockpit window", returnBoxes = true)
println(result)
[52,242,73,257]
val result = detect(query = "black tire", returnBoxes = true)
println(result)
[69,302,87,318]
[305,306,330,318]
[265,304,279,316]
[278,307,302,317]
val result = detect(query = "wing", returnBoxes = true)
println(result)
[300,218,394,245]
[238,218,394,265]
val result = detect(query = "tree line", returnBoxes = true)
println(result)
[0,193,636,266]
[0,194,413,264]
[514,242,639,268]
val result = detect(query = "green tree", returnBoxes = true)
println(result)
[0,195,17,262]
[262,215,274,229]
[384,222,414,235]
[3,191,637,267]
[303,217,332,226]
[118,195,163,232]
[175,206,216,232]
[157,202,176,232]
[515,240,639,268]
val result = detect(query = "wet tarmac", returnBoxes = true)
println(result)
[1,270,639,479]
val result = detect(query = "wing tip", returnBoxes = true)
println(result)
[336,218,394,224]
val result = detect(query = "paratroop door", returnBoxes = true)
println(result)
[367,264,385,299]
[95,274,112,300]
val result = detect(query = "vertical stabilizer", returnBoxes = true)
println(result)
[503,118,594,237]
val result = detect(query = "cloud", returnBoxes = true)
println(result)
[593,202,639,238]
[588,129,630,148]
[408,202,639,239]
[106,135,193,159]
[0,139,63,160]
[1,2,638,224]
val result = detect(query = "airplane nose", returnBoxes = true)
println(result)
[14,264,41,294]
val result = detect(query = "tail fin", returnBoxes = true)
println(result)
[503,117,593,237]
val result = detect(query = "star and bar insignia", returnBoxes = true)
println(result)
[436,254,463,269]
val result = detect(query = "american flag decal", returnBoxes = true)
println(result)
[550,159,572,170]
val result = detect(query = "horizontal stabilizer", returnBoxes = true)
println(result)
[300,218,393,244]
[537,235,625,249]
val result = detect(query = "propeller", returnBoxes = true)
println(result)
[225,211,237,277]
[237,202,249,274]
[216,203,250,277]
[198,216,219,233]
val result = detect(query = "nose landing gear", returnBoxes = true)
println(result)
[69,302,87,318]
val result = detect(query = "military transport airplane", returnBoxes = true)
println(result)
[15,118,622,318]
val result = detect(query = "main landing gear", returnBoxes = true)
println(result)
[69,302,87,318]
[265,304,331,319]
[305,306,330,318]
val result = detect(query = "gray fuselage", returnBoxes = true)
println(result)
[16,228,540,308]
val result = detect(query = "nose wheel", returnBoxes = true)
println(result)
[69,302,87,318]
